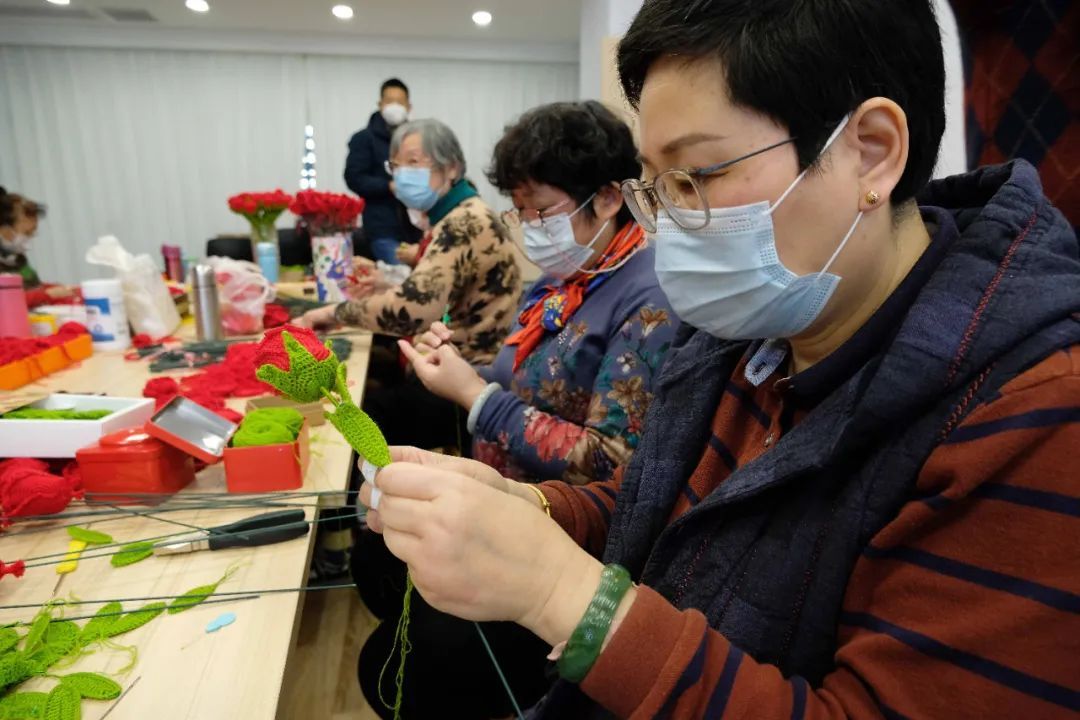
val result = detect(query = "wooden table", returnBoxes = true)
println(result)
[0,328,372,720]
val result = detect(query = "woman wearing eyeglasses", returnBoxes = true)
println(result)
[357,0,1080,718]
[353,101,676,719]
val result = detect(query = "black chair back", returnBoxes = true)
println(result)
[206,236,254,261]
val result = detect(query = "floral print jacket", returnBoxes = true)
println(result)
[473,247,676,484]
[335,197,522,364]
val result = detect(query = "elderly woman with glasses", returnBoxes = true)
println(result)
[296,118,521,365]
[353,100,677,719]
[357,0,1080,718]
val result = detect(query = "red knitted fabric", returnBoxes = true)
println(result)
[263,303,290,330]
[62,460,84,499]
[0,560,25,580]
[56,322,89,337]
[143,377,181,409]
[0,461,75,526]
[256,325,330,372]
[131,333,155,348]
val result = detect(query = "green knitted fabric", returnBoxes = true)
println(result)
[1,409,112,420]
[257,336,391,468]
[231,407,304,448]
[255,331,340,404]
[246,407,304,435]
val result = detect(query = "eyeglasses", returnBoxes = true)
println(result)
[620,138,796,233]
[500,198,572,230]
[384,159,434,176]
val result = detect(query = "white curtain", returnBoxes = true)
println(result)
[0,46,577,283]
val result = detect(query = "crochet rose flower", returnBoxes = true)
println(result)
[254,325,340,403]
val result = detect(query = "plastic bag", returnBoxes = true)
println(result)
[85,235,181,338]
[204,256,275,336]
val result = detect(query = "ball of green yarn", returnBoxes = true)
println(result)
[246,407,305,435]
[232,419,296,448]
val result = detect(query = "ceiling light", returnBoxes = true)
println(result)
[46,0,71,5]
[472,10,492,27]
[185,0,209,13]
[332,4,353,20]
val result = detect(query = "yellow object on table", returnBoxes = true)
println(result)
[56,539,88,574]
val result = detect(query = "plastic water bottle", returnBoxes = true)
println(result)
[256,242,280,284]
[80,278,132,350]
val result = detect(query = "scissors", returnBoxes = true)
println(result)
[153,509,310,556]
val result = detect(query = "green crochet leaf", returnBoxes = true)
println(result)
[0,691,48,720]
[78,603,121,646]
[103,602,166,639]
[0,654,34,691]
[0,628,18,655]
[26,620,79,674]
[22,610,51,654]
[167,567,236,614]
[42,684,79,720]
[58,673,121,700]
[66,527,113,545]
[255,332,340,403]
[325,402,391,468]
[110,543,154,568]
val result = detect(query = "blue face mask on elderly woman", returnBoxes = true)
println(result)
[393,167,441,212]
[650,116,863,340]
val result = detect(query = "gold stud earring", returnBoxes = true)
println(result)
[865,190,881,206]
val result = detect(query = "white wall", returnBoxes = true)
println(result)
[579,0,643,100]
[0,45,577,283]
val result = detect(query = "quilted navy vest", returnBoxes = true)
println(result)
[534,161,1080,718]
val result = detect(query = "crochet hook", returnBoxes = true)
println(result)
[152,509,309,555]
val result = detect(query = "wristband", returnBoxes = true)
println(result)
[466,382,501,434]
[556,564,632,683]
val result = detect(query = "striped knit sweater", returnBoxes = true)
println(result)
[538,201,1080,717]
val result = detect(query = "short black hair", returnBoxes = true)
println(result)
[618,0,946,205]
[487,100,642,227]
[380,78,409,99]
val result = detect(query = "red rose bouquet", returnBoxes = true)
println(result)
[290,191,365,237]
[228,189,294,247]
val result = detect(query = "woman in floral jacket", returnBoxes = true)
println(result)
[355,101,677,719]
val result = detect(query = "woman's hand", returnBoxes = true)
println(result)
[362,446,515,533]
[397,337,488,410]
[358,460,605,642]
[293,305,337,330]
[411,321,453,355]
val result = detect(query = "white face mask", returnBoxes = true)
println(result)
[1,233,31,255]
[652,116,863,340]
[521,194,610,279]
[381,103,409,127]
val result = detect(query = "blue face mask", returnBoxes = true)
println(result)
[393,167,440,211]
[651,116,863,340]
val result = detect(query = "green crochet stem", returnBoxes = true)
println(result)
[256,330,405,715]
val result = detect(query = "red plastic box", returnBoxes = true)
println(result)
[76,427,196,503]
[223,421,310,492]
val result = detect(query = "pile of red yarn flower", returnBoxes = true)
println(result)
[0,457,83,529]
[142,341,271,423]
[0,322,90,366]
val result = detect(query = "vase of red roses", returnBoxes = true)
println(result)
[227,190,294,258]
[290,191,366,303]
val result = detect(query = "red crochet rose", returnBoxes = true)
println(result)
[255,325,331,371]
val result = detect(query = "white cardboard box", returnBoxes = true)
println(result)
[0,394,155,458]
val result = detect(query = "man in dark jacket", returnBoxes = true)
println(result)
[344,78,417,265]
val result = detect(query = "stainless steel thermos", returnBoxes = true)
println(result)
[189,264,224,342]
